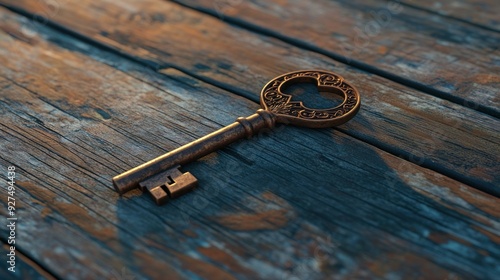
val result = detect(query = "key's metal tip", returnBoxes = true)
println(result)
[112,179,121,194]
[112,174,137,195]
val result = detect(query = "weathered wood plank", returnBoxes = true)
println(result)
[404,0,500,32]
[0,0,498,195]
[1,244,56,280]
[0,7,499,279]
[171,0,500,117]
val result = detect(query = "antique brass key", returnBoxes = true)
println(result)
[113,70,361,205]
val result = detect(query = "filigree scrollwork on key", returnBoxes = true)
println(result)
[260,70,361,127]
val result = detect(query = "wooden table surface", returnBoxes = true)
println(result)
[0,0,499,279]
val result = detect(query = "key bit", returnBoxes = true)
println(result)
[113,70,361,205]
[139,166,197,205]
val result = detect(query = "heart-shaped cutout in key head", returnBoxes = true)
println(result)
[260,70,361,128]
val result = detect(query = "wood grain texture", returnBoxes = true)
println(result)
[1,244,56,280]
[172,0,500,117]
[0,7,500,280]
[0,0,498,195]
[404,0,500,32]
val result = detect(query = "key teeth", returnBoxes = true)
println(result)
[149,186,169,205]
[139,166,198,205]
[167,172,198,198]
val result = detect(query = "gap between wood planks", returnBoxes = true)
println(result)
[168,0,500,119]
[0,3,498,198]
[400,0,500,33]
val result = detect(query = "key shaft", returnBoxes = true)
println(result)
[113,109,275,194]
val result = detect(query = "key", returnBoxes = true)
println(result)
[112,70,361,205]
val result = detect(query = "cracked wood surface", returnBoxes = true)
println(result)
[0,0,499,196]
[0,1,499,280]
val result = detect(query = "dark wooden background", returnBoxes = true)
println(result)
[0,0,499,279]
